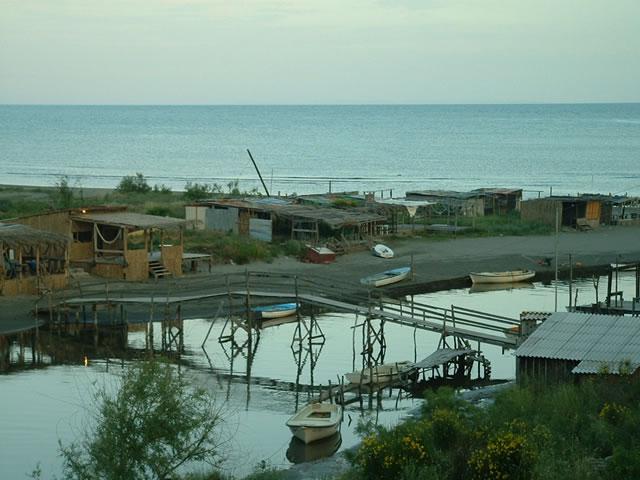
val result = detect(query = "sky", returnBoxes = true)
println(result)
[0,0,638,105]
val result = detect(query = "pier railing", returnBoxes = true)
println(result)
[48,270,519,348]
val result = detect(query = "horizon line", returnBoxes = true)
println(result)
[1,101,639,107]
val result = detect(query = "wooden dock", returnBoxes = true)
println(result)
[49,271,519,349]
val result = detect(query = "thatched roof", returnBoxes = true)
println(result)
[71,212,186,230]
[191,198,385,229]
[0,223,69,249]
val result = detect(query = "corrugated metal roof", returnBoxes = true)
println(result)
[516,312,640,375]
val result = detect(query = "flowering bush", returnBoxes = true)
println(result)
[468,431,536,480]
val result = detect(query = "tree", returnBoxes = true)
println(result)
[59,360,223,480]
[54,176,74,208]
[117,173,152,194]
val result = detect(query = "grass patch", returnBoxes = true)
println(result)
[184,230,305,265]
[415,213,553,239]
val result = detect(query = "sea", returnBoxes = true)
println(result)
[1,103,639,198]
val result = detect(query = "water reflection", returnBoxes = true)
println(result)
[286,431,342,464]
[468,282,535,294]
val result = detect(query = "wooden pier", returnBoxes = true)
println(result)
[48,271,520,350]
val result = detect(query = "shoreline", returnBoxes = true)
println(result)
[2,223,640,334]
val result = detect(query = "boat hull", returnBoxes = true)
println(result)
[345,361,412,385]
[372,244,394,259]
[360,267,411,287]
[469,270,535,284]
[289,424,339,444]
[253,303,298,319]
[286,403,342,445]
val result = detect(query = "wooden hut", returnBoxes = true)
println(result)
[14,207,186,281]
[0,222,69,296]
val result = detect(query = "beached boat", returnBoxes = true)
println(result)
[360,266,411,287]
[345,361,413,385]
[372,244,394,259]
[286,403,342,444]
[469,269,535,285]
[611,262,636,271]
[252,302,299,319]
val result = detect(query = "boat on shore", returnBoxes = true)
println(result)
[286,403,342,444]
[252,302,299,319]
[360,266,411,287]
[345,360,413,385]
[611,262,637,271]
[372,244,394,259]
[469,269,535,285]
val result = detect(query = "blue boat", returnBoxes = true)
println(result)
[252,302,299,319]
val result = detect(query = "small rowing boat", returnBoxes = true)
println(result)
[469,269,535,285]
[286,403,342,444]
[360,266,411,287]
[252,302,299,319]
[372,244,394,259]
[345,361,413,385]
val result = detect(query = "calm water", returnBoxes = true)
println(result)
[1,104,639,197]
[1,273,638,478]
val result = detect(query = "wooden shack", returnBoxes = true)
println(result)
[186,198,386,243]
[0,222,69,296]
[521,194,622,229]
[15,207,186,281]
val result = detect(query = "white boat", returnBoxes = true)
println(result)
[469,269,535,285]
[611,263,636,271]
[372,244,394,259]
[252,302,299,319]
[360,266,411,287]
[345,361,413,385]
[286,403,342,444]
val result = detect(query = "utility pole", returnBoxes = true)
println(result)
[246,149,270,197]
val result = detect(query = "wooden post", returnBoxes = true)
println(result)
[93,223,98,263]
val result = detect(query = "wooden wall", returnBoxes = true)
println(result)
[521,199,560,226]
[14,211,72,237]
[70,242,93,262]
[125,249,148,281]
[0,273,68,296]
[94,263,124,280]
[161,245,183,277]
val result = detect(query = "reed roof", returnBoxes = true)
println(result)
[0,223,69,249]
[72,212,186,230]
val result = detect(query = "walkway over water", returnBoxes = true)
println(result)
[50,271,519,349]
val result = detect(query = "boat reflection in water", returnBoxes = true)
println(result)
[286,431,342,464]
[468,282,535,294]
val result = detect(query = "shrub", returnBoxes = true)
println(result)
[468,431,536,480]
[183,182,221,201]
[116,173,152,194]
[59,360,223,480]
